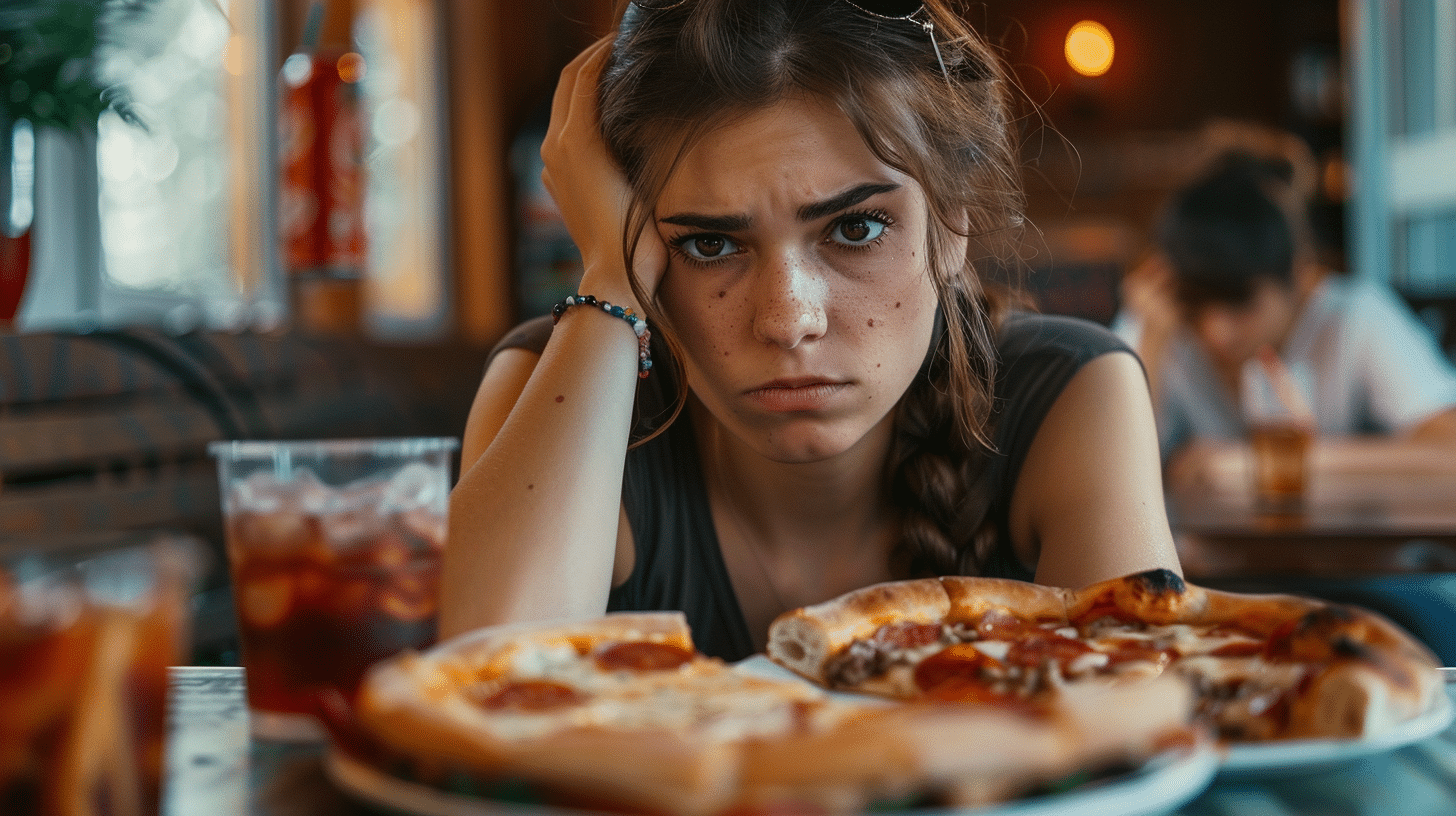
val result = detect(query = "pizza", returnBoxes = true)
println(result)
[349,610,1198,815]
[766,568,1446,743]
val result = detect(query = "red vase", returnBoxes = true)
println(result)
[0,227,29,325]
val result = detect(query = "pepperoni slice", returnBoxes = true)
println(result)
[1004,631,1094,669]
[479,680,583,711]
[872,621,943,649]
[912,646,1041,714]
[593,641,696,672]
[912,643,1003,694]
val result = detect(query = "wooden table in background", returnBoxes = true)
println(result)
[1168,472,1456,579]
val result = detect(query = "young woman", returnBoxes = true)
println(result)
[443,0,1180,659]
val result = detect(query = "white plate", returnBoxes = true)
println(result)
[1218,689,1455,778]
[326,741,1219,816]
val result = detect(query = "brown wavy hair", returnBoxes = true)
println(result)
[599,0,1027,576]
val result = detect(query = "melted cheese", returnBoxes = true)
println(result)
[1084,622,1262,656]
[461,641,842,743]
[1066,651,1110,676]
[1173,656,1305,689]
[972,641,1011,662]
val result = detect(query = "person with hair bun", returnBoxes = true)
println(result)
[444,0,1180,659]
[1116,147,1456,492]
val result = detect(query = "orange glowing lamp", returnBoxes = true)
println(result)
[1065,20,1114,77]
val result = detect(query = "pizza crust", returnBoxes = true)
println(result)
[768,569,1444,744]
[939,575,1074,624]
[1290,661,1440,740]
[767,578,950,683]
[767,576,1077,686]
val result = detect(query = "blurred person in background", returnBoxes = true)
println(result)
[1114,133,1456,664]
[1115,139,1456,493]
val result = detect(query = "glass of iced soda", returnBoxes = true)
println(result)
[0,531,200,816]
[209,437,457,741]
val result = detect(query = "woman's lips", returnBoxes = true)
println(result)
[746,380,848,412]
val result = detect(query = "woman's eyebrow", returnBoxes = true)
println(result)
[797,183,901,222]
[658,212,752,232]
[657,182,902,233]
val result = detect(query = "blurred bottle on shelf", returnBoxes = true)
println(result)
[279,0,367,335]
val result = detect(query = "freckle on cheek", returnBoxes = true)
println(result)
[867,318,875,328]
[555,395,565,403]
[527,484,534,490]
[895,302,901,308]
[718,291,726,299]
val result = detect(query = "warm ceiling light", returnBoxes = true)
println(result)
[337,52,367,84]
[1066,20,1114,77]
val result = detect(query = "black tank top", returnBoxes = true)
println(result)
[487,312,1133,660]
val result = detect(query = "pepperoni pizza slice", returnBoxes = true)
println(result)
[351,611,1197,815]
[767,569,1445,743]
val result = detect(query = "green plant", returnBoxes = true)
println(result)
[0,0,148,131]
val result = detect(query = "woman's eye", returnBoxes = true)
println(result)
[674,234,739,262]
[829,215,888,247]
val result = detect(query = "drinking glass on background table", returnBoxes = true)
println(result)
[209,437,458,741]
[1248,420,1312,511]
[0,531,201,816]
[1245,348,1315,512]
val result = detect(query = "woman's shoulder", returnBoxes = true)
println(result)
[996,311,1132,364]
[986,311,1138,449]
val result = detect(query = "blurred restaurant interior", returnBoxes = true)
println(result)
[2,0,1455,659]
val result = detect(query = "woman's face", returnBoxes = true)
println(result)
[653,96,942,464]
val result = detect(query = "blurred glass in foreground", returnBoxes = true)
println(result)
[0,532,201,816]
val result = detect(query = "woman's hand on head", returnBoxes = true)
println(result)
[540,36,668,304]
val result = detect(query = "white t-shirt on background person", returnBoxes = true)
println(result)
[1113,275,1456,460]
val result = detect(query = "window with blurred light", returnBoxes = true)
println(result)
[95,0,280,332]
[20,0,449,340]
[1349,0,1456,294]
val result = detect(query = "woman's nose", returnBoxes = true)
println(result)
[750,253,827,349]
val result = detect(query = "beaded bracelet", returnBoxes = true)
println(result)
[551,294,653,378]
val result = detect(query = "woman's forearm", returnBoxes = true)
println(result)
[441,306,642,637]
